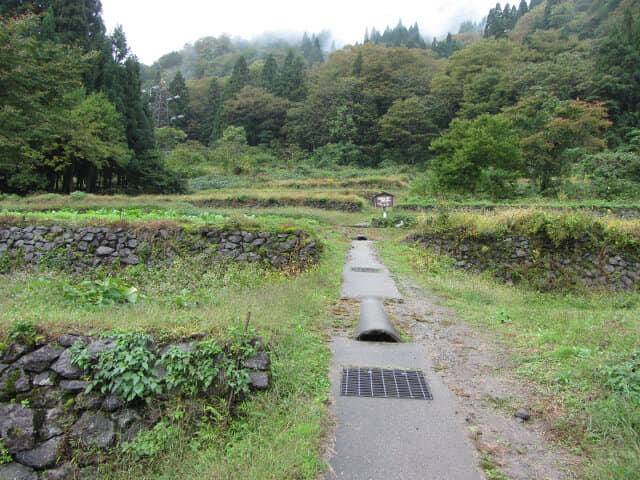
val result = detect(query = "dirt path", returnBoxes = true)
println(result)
[385,276,582,479]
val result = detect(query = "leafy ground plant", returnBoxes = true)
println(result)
[71,330,161,402]
[161,339,225,397]
[121,421,181,460]
[0,440,12,464]
[8,318,37,343]
[61,278,139,305]
[601,351,640,402]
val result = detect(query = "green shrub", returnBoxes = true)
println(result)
[477,167,520,199]
[579,151,640,200]
[61,278,139,305]
[602,351,640,403]
[8,319,37,344]
[164,141,210,179]
[69,339,91,369]
[371,214,416,228]
[160,331,257,398]
[72,330,161,402]
[161,339,224,397]
[407,175,435,201]
[69,191,87,200]
[121,420,180,459]
[0,440,12,464]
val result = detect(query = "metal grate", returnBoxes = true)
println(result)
[340,367,433,400]
[350,267,382,273]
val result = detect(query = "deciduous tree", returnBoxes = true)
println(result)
[430,114,522,194]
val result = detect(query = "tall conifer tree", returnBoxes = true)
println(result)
[168,70,190,130]
[277,51,307,102]
[225,56,249,99]
[261,54,279,94]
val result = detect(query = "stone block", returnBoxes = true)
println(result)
[15,436,64,469]
[71,411,115,449]
[0,404,34,453]
[15,345,63,373]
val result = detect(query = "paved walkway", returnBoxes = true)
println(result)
[325,240,481,480]
[340,240,402,300]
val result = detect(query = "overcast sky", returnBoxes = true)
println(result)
[101,0,496,65]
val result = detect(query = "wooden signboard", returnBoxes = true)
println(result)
[373,192,394,208]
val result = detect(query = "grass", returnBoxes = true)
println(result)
[0,208,352,479]
[413,208,640,247]
[0,190,366,212]
[399,196,640,211]
[377,232,640,479]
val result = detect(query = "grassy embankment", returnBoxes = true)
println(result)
[378,209,640,479]
[0,201,362,479]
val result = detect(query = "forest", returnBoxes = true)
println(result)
[1,0,639,201]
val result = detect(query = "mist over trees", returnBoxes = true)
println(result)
[1,0,640,199]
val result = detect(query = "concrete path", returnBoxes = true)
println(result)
[340,240,402,300]
[325,240,481,480]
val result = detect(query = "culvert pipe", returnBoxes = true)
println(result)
[355,297,402,342]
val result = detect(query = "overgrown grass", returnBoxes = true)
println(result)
[0,207,332,236]
[414,208,640,248]
[399,196,640,210]
[378,233,640,479]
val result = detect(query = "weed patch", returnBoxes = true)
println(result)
[61,278,139,306]
[71,330,161,402]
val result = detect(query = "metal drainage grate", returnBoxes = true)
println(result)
[350,267,382,273]
[340,367,433,400]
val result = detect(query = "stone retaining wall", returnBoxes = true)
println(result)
[192,198,363,212]
[407,233,640,291]
[0,224,320,272]
[0,334,270,478]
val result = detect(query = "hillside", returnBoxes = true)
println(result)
[1,0,639,203]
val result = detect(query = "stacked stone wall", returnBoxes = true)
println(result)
[192,198,362,212]
[0,334,270,478]
[0,224,319,272]
[408,233,640,290]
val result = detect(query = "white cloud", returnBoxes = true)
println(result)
[101,0,494,64]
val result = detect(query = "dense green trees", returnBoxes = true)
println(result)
[301,33,323,66]
[223,86,289,145]
[0,4,183,194]
[260,54,279,93]
[277,51,307,101]
[595,8,640,144]
[378,97,439,164]
[431,114,522,195]
[430,33,462,58]
[364,20,426,49]
[225,56,250,99]
[0,15,85,192]
[168,71,190,130]
[509,96,610,192]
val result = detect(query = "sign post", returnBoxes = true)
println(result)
[372,192,394,219]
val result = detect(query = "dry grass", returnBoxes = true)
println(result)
[415,207,640,245]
